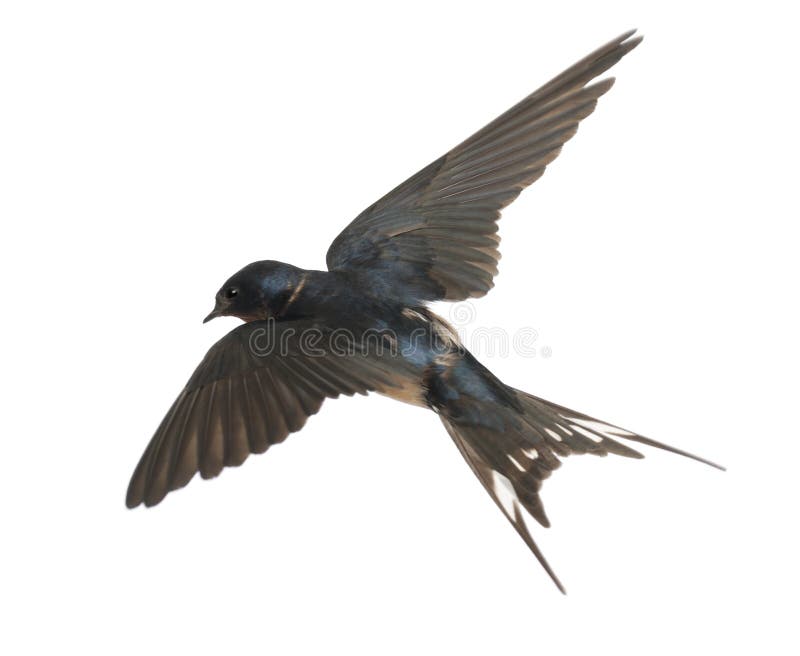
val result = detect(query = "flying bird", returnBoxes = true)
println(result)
[127,30,723,592]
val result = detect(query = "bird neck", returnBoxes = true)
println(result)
[266,268,341,320]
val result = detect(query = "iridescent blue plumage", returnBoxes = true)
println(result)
[127,31,723,593]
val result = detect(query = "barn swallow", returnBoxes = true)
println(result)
[127,30,723,593]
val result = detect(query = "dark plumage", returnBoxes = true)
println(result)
[127,30,723,593]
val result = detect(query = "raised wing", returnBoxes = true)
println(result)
[126,319,410,508]
[326,30,641,303]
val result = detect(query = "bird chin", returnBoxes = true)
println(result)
[236,311,270,324]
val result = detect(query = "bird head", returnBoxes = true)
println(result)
[204,260,304,323]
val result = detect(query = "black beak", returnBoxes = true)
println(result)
[203,301,225,324]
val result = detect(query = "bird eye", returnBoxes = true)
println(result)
[224,287,238,299]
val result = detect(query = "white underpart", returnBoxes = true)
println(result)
[564,416,635,437]
[491,470,519,518]
[523,448,539,460]
[545,428,562,442]
[508,455,526,472]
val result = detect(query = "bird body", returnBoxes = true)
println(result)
[127,31,723,592]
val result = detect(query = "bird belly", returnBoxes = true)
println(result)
[377,373,428,407]
[362,305,465,409]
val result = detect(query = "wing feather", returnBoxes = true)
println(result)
[326,32,641,303]
[126,320,413,508]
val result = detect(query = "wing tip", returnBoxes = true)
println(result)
[125,487,142,509]
[593,30,643,72]
[617,28,643,47]
[125,469,144,508]
[620,35,643,60]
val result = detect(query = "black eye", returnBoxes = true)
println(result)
[224,287,238,299]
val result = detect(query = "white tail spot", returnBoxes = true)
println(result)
[545,428,562,442]
[491,470,518,518]
[565,416,635,437]
[523,448,539,460]
[508,455,526,472]
[571,424,603,443]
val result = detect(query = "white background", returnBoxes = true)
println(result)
[2,2,798,654]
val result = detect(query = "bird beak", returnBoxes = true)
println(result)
[203,301,226,324]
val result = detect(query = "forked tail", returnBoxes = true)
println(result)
[439,387,724,593]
